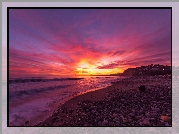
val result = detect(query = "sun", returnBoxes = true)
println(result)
[75,60,123,76]
[76,61,94,75]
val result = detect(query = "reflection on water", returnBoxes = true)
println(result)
[9,76,122,126]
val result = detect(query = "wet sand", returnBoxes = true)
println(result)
[35,75,171,126]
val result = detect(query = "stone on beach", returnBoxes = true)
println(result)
[152,107,160,112]
[160,115,171,122]
[139,85,146,92]
[102,119,108,125]
[145,112,150,117]
[142,118,150,125]
[36,75,171,127]
[113,113,118,118]
[129,112,135,117]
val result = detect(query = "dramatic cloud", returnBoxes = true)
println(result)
[9,9,171,77]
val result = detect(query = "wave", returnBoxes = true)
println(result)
[9,84,72,99]
[9,78,84,84]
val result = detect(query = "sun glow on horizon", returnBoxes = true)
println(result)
[75,60,124,75]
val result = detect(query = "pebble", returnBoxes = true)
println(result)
[102,120,108,125]
[123,119,127,123]
[129,112,135,117]
[150,118,155,121]
[116,121,120,125]
[115,108,119,111]
[161,115,171,122]
[145,112,150,117]
[120,115,125,120]
[25,121,29,125]
[142,118,150,125]
[152,107,160,112]
[165,122,170,126]
[121,99,125,101]
[113,113,117,118]
[44,76,171,127]
[128,118,132,122]
[91,110,96,114]
[167,109,171,113]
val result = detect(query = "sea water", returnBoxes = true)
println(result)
[8,76,123,126]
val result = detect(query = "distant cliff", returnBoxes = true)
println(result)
[120,64,171,76]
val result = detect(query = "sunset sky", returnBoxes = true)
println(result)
[9,9,171,78]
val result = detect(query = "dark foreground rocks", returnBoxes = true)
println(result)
[139,85,146,92]
[39,83,171,126]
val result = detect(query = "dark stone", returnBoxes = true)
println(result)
[25,121,29,125]
[139,85,146,92]
[69,109,74,114]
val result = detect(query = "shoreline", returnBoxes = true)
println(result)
[9,76,119,126]
[35,75,171,126]
[33,85,114,126]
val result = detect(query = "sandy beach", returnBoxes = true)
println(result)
[35,75,171,126]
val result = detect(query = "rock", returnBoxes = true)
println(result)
[119,114,124,118]
[145,112,150,117]
[123,119,127,123]
[25,121,29,125]
[152,107,160,112]
[167,109,171,113]
[129,112,135,117]
[116,121,120,125]
[91,110,96,114]
[139,122,143,125]
[114,108,119,111]
[69,109,74,114]
[78,102,81,105]
[165,122,170,126]
[142,118,150,125]
[150,118,156,121]
[128,118,132,122]
[139,85,146,92]
[161,115,171,122]
[113,117,118,122]
[113,113,117,118]
[157,122,163,126]
[160,120,166,125]
[121,99,125,102]
[102,120,108,125]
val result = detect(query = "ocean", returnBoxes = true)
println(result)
[8,76,124,126]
